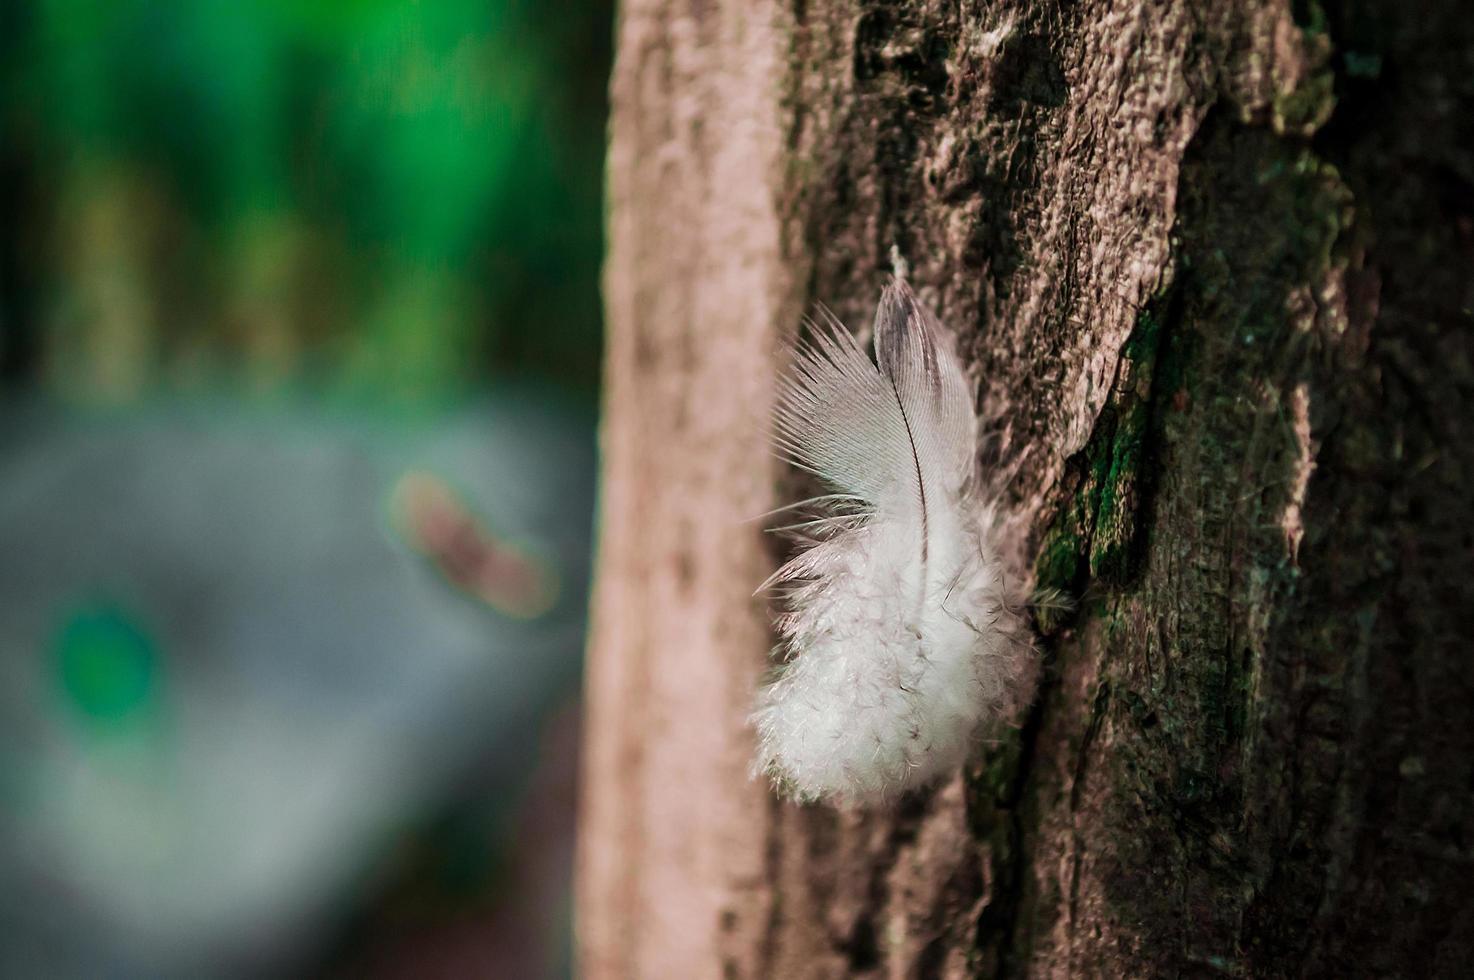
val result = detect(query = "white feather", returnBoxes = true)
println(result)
[752,280,1037,806]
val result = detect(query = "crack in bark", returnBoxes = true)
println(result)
[970,654,1056,978]
[834,792,932,973]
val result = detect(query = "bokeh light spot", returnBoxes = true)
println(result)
[391,470,557,619]
[53,602,157,723]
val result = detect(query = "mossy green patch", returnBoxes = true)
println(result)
[1273,71,1336,138]
[1034,281,1176,612]
[1088,302,1167,584]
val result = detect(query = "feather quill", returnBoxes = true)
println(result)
[752,280,1037,805]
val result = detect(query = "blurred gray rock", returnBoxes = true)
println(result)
[0,389,594,978]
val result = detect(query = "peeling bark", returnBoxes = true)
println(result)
[579,1,1474,976]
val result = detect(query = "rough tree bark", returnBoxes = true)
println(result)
[578,1,1473,977]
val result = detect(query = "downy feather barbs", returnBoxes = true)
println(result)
[752,279,1038,806]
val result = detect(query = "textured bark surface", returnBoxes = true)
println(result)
[579,0,1474,976]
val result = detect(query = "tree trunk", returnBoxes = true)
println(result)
[578,1,1474,976]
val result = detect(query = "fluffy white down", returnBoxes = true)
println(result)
[752,281,1036,806]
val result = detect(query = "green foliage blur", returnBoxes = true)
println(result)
[0,0,610,404]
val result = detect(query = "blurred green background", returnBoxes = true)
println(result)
[0,2,611,977]
[0,0,608,403]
